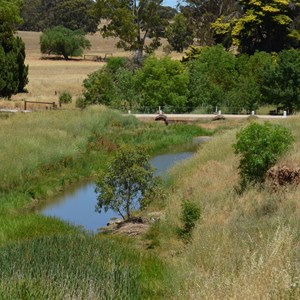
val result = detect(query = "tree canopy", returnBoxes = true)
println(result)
[165,13,194,52]
[40,26,91,60]
[212,0,300,53]
[20,0,99,33]
[95,145,159,220]
[0,0,28,98]
[96,0,167,59]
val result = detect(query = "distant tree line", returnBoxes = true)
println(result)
[81,47,300,114]
[19,0,99,33]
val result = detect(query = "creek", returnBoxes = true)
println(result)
[40,147,197,232]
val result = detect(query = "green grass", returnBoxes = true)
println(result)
[0,106,210,299]
[0,235,171,299]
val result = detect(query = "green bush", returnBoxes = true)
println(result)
[135,56,189,112]
[233,122,294,188]
[40,26,91,60]
[177,200,201,241]
[83,68,115,105]
[75,95,86,109]
[187,45,237,112]
[59,91,72,105]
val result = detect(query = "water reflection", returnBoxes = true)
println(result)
[40,151,195,232]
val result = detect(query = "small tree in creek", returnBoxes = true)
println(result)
[95,145,159,220]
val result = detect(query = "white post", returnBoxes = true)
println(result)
[283,111,287,117]
[215,106,218,113]
[218,110,221,115]
[159,106,162,114]
[128,110,131,114]
[251,111,255,115]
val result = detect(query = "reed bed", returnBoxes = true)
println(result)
[0,235,169,299]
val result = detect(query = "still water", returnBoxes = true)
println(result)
[40,151,195,232]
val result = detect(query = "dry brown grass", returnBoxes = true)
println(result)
[1,31,182,109]
[155,118,300,299]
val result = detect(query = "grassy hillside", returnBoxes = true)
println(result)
[151,116,300,298]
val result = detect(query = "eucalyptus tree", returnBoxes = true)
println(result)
[96,0,168,60]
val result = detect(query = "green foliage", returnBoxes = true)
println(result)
[180,45,204,63]
[83,68,115,105]
[75,95,86,109]
[0,235,167,298]
[96,0,167,59]
[261,49,300,113]
[0,1,28,98]
[165,13,194,52]
[183,0,238,46]
[59,91,72,105]
[135,56,189,112]
[20,0,99,33]
[233,122,294,187]
[106,56,127,73]
[212,0,300,53]
[187,45,237,112]
[228,51,273,112]
[177,200,201,241]
[40,26,91,60]
[96,145,159,220]
[0,0,23,44]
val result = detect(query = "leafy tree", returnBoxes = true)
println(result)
[95,145,159,220]
[233,122,294,188]
[96,0,167,60]
[0,0,23,44]
[228,51,272,112]
[261,49,300,113]
[181,0,239,46]
[187,45,237,112]
[40,26,91,60]
[135,56,189,112]
[165,13,194,52]
[212,0,300,54]
[83,68,115,105]
[20,0,99,33]
[0,0,28,98]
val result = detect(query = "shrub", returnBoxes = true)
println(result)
[233,122,294,188]
[83,68,115,105]
[75,95,86,109]
[177,200,201,241]
[59,91,72,105]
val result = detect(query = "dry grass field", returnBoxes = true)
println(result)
[1,31,182,110]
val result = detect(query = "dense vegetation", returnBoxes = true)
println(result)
[0,107,209,298]
[152,117,300,298]
[0,0,28,98]
[82,47,300,114]
[19,0,99,33]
